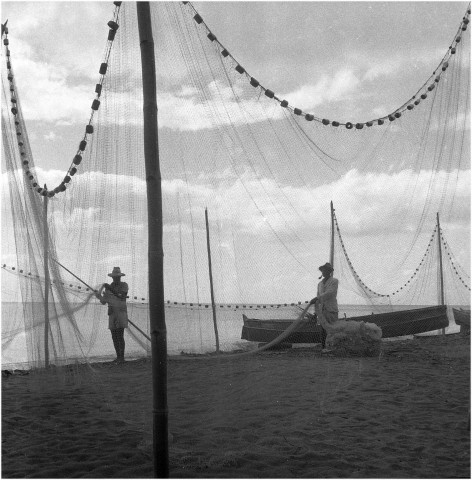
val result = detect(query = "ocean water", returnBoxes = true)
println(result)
[1,301,463,369]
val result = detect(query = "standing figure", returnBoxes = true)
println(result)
[96,267,129,363]
[310,262,338,353]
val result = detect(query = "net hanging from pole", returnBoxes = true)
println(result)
[1,1,470,369]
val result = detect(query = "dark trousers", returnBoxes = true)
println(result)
[320,327,327,349]
[111,328,125,360]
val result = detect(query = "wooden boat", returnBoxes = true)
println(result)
[453,308,470,333]
[241,305,449,343]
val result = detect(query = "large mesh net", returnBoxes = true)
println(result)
[2,2,470,368]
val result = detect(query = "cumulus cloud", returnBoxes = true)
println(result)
[6,3,110,77]
[7,2,467,137]
[95,80,280,131]
[2,163,469,303]
[3,2,56,31]
[43,131,60,141]
[277,69,360,111]
[11,54,94,122]
[4,2,114,124]
[4,161,467,240]
[133,167,471,242]
[363,61,399,82]
[350,46,446,84]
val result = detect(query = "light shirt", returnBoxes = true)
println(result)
[100,281,129,330]
[317,276,339,313]
[105,281,128,314]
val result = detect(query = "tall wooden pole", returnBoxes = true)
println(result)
[205,208,220,352]
[43,185,50,368]
[329,201,335,267]
[137,3,169,477]
[437,212,446,335]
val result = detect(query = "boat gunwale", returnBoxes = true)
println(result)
[243,305,447,327]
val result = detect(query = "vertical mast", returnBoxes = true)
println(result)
[137,2,169,477]
[437,212,445,335]
[329,201,335,267]
[205,208,220,352]
[43,185,50,368]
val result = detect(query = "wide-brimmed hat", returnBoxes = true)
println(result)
[318,262,334,273]
[108,266,125,277]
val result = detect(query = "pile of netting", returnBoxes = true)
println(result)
[325,320,383,357]
[1,1,470,371]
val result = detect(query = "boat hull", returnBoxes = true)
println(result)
[241,305,449,343]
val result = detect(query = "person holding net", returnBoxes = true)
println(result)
[96,267,129,363]
[310,262,338,353]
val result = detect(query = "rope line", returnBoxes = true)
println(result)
[181,1,471,128]
[3,2,122,198]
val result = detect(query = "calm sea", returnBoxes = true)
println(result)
[1,301,463,369]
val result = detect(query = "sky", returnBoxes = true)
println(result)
[1,1,470,305]
[1,1,468,165]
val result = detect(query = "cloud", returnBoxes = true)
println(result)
[6,3,111,77]
[3,2,56,31]
[429,111,471,133]
[43,131,60,141]
[276,69,361,112]
[4,2,114,124]
[7,1,466,137]
[149,167,471,242]
[2,163,469,304]
[363,61,399,82]
[92,80,279,131]
[351,46,446,83]
[91,67,362,132]
[11,53,95,122]
[4,163,467,240]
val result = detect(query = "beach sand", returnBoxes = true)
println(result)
[2,334,470,478]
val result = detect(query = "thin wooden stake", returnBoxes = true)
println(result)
[137,2,169,477]
[437,212,446,335]
[329,200,335,267]
[205,208,220,352]
[43,185,50,368]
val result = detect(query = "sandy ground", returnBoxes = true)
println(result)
[2,334,470,478]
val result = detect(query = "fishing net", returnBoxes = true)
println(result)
[1,1,470,477]
[2,1,469,370]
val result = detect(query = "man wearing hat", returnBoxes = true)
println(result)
[310,262,339,353]
[96,267,129,363]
